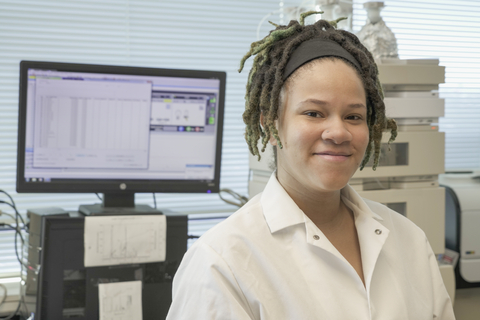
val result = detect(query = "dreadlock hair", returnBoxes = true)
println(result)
[239,11,397,170]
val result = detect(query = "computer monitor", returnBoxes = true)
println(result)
[16,61,225,213]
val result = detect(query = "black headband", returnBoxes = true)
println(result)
[283,38,362,81]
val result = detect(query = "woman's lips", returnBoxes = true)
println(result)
[314,152,351,162]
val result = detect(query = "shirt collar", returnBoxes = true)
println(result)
[341,184,384,222]
[260,173,383,234]
[261,173,305,233]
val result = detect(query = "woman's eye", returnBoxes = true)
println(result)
[306,112,321,118]
[347,115,363,120]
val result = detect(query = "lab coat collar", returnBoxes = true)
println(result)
[261,173,305,233]
[341,184,384,222]
[261,173,383,234]
[341,184,390,293]
[261,173,390,293]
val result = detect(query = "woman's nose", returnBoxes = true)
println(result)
[321,120,353,144]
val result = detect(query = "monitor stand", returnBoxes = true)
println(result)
[79,193,162,216]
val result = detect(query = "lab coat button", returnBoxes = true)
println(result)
[313,235,320,240]
[375,229,382,235]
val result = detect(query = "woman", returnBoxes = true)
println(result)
[167,12,455,319]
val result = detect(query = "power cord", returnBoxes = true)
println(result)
[0,301,21,320]
[0,223,25,268]
[0,283,6,308]
[0,212,24,245]
[218,189,249,208]
[0,282,23,320]
[0,190,27,320]
[0,201,26,229]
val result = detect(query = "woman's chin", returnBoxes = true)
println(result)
[309,175,350,193]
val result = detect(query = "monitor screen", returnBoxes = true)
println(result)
[16,61,225,202]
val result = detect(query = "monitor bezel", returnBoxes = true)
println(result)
[16,60,225,195]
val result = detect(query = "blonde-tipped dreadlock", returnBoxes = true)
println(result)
[239,12,397,170]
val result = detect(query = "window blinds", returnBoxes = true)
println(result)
[0,0,278,277]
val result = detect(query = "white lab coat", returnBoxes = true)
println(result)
[167,173,455,319]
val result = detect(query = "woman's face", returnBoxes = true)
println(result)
[272,58,369,194]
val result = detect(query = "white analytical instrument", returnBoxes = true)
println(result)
[440,171,480,289]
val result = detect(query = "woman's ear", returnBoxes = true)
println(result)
[260,112,266,131]
[260,112,278,146]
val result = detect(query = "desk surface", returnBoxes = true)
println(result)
[454,287,480,320]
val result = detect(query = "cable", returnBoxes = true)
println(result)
[153,193,157,209]
[0,299,21,320]
[218,189,249,208]
[0,279,22,320]
[0,211,15,222]
[0,224,27,268]
[0,283,6,307]
[20,292,29,320]
[0,223,23,245]
[0,193,27,264]
[0,219,24,245]
[0,190,25,234]
[0,209,24,239]
[0,283,27,320]
[0,223,17,230]
[0,190,26,320]
[0,190,17,211]
[0,201,26,267]
[0,193,26,239]
[95,193,103,201]
[0,201,25,227]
